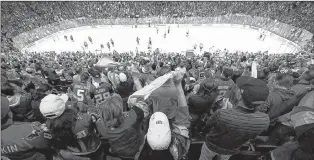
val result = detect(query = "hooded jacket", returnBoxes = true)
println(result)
[266,87,295,119]
[292,79,313,95]
[276,80,313,125]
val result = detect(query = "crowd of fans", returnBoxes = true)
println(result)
[2,1,314,160]
[2,1,314,52]
[1,49,314,160]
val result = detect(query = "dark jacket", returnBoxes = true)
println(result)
[1,122,52,160]
[292,79,313,95]
[266,87,295,119]
[96,106,145,158]
[9,92,33,121]
[204,107,270,155]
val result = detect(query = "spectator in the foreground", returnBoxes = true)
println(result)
[268,71,314,145]
[214,67,238,108]
[1,97,53,160]
[199,76,270,160]
[95,95,148,159]
[40,94,103,160]
[2,82,33,122]
[266,91,314,160]
[263,72,298,145]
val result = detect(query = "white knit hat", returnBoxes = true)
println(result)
[147,112,171,150]
[40,94,68,119]
[119,73,127,82]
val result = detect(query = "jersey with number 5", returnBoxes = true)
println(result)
[73,84,91,103]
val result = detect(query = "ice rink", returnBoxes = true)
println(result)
[24,24,300,54]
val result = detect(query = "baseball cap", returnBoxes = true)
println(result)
[236,76,269,109]
[147,112,171,150]
[189,77,196,83]
[40,94,69,119]
[1,97,10,119]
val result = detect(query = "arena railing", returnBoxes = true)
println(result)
[13,15,313,53]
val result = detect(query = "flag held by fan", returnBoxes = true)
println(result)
[95,57,120,68]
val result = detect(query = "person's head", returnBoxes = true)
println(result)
[38,83,52,93]
[13,63,21,73]
[40,94,76,147]
[222,67,233,79]
[96,95,124,129]
[151,63,157,71]
[236,76,269,111]
[119,72,128,83]
[72,75,81,84]
[157,66,171,77]
[275,72,294,88]
[75,67,82,75]
[1,83,15,96]
[159,62,164,68]
[118,66,125,71]
[300,70,314,82]
[147,112,171,150]
[80,72,89,83]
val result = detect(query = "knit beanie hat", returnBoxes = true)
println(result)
[119,73,127,83]
[40,94,68,119]
[236,76,269,109]
[147,112,171,150]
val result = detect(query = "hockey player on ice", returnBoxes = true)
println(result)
[107,42,111,51]
[148,37,152,46]
[148,37,152,51]
[136,37,140,45]
[70,35,74,42]
[88,36,93,44]
[186,29,189,37]
[168,26,170,34]
[84,41,88,48]
[156,27,159,34]
[200,43,204,52]
[110,38,115,47]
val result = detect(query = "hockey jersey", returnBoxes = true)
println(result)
[1,122,52,160]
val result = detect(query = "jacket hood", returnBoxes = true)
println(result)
[272,87,295,101]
